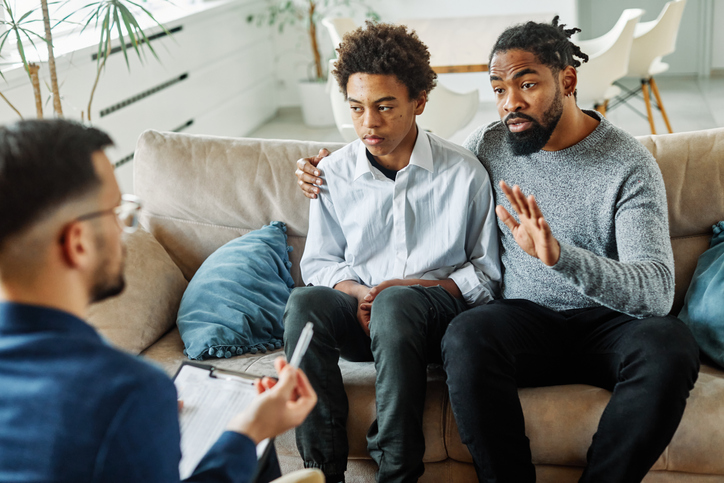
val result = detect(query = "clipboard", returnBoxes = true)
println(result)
[173,361,274,481]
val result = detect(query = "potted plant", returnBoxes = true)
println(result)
[0,0,171,121]
[248,0,379,127]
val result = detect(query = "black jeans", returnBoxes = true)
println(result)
[283,284,466,483]
[441,299,700,483]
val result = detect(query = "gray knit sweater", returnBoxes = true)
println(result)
[464,112,674,318]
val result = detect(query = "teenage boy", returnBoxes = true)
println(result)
[296,17,699,483]
[283,21,501,483]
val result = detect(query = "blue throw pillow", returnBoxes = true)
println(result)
[679,221,724,368]
[177,221,295,360]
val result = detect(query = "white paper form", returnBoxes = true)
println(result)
[174,364,270,479]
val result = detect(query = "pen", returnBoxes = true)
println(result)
[289,322,314,368]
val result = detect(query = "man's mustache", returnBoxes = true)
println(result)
[504,112,537,125]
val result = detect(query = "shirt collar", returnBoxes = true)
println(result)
[0,301,100,341]
[354,127,434,180]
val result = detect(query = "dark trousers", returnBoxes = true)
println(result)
[283,284,467,483]
[441,299,700,483]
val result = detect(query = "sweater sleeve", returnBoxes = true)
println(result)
[550,161,675,318]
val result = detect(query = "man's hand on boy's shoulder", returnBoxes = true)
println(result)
[296,149,329,199]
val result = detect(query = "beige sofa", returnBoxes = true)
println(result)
[86,127,724,482]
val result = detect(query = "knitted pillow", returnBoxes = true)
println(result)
[177,221,294,360]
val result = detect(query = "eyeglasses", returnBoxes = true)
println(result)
[75,194,143,233]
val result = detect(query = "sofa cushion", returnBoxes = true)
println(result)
[443,367,724,476]
[87,228,187,354]
[176,222,294,360]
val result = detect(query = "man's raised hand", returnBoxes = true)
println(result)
[295,148,330,199]
[495,181,561,266]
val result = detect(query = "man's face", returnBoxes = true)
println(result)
[346,73,425,160]
[490,49,565,156]
[88,151,126,303]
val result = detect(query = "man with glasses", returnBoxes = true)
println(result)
[0,119,317,482]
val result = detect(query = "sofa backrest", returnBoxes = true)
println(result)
[636,127,724,313]
[134,127,724,315]
[134,130,344,286]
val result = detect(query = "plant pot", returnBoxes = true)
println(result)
[298,80,336,127]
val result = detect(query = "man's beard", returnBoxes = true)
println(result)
[90,234,126,303]
[505,88,564,156]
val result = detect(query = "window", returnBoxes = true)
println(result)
[1,0,186,41]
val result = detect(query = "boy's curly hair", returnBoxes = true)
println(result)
[489,16,589,73]
[333,21,437,101]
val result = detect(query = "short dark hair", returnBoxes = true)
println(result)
[489,16,589,73]
[0,119,113,248]
[333,21,437,101]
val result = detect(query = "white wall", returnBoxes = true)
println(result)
[272,0,578,107]
[0,0,276,193]
[713,0,724,70]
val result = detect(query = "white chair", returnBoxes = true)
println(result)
[622,0,687,134]
[321,17,358,50]
[417,84,479,139]
[328,59,358,142]
[322,16,480,140]
[323,18,361,142]
[576,8,644,116]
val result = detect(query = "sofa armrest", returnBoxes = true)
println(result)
[87,228,188,354]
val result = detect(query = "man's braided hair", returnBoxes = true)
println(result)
[489,16,589,73]
[333,21,437,101]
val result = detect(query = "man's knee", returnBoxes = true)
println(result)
[442,306,506,361]
[624,316,700,386]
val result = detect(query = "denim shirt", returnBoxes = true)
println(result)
[0,302,256,482]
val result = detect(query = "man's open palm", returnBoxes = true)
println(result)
[496,181,561,266]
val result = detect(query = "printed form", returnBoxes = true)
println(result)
[174,363,270,479]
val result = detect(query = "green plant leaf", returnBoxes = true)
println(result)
[96,6,111,65]
[112,6,130,68]
[118,4,141,59]
[17,9,38,23]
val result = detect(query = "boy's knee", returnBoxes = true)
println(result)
[286,286,333,314]
[371,285,418,314]
[283,286,335,342]
[369,286,427,341]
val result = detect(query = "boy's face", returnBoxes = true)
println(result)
[346,73,426,160]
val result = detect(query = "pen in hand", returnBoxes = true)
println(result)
[288,322,314,368]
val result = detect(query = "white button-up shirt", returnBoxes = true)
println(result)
[301,130,501,306]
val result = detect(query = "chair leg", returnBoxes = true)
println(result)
[594,100,608,117]
[649,77,673,133]
[641,80,657,135]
